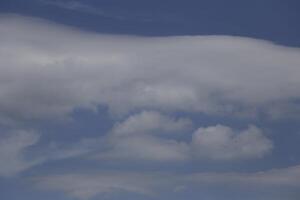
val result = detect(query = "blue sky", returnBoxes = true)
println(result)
[0,1,300,200]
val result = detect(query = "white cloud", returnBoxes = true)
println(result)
[0,129,103,176]
[35,165,300,199]
[98,111,191,161]
[94,111,272,161]
[0,123,272,176]
[192,125,273,160]
[100,135,190,162]
[111,111,192,137]
[0,130,40,176]
[0,113,272,176]
[1,15,300,123]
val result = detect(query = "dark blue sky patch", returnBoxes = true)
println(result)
[0,0,300,46]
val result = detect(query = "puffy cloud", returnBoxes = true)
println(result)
[100,135,190,162]
[111,111,192,137]
[0,114,272,175]
[35,165,300,199]
[0,130,40,176]
[94,111,272,161]
[0,123,272,176]
[1,15,300,123]
[192,125,273,160]
[98,111,191,161]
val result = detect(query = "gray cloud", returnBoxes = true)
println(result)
[100,134,190,162]
[97,111,192,161]
[0,130,40,176]
[34,165,300,199]
[0,128,100,177]
[192,125,273,160]
[35,171,176,199]
[1,15,300,124]
[187,165,300,187]
[0,121,272,177]
[111,111,192,137]
[93,111,271,161]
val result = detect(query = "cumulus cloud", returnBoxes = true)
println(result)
[93,111,271,161]
[1,15,300,123]
[100,135,190,161]
[0,123,272,176]
[0,130,40,176]
[98,111,191,161]
[111,111,192,137]
[0,111,272,177]
[192,125,273,160]
[35,165,300,199]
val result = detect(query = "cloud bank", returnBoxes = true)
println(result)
[1,15,300,124]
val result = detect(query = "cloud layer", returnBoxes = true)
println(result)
[35,165,300,199]
[1,15,300,123]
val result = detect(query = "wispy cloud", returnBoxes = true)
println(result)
[39,0,175,22]
[34,165,300,199]
[0,130,40,176]
[40,0,128,20]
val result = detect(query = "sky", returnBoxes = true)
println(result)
[0,0,300,200]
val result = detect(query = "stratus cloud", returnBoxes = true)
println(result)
[192,125,273,160]
[1,15,300,123]
[35,171,177,199]
[0,130,40,176]
[35,165,300,199]
[187,165,300,187]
